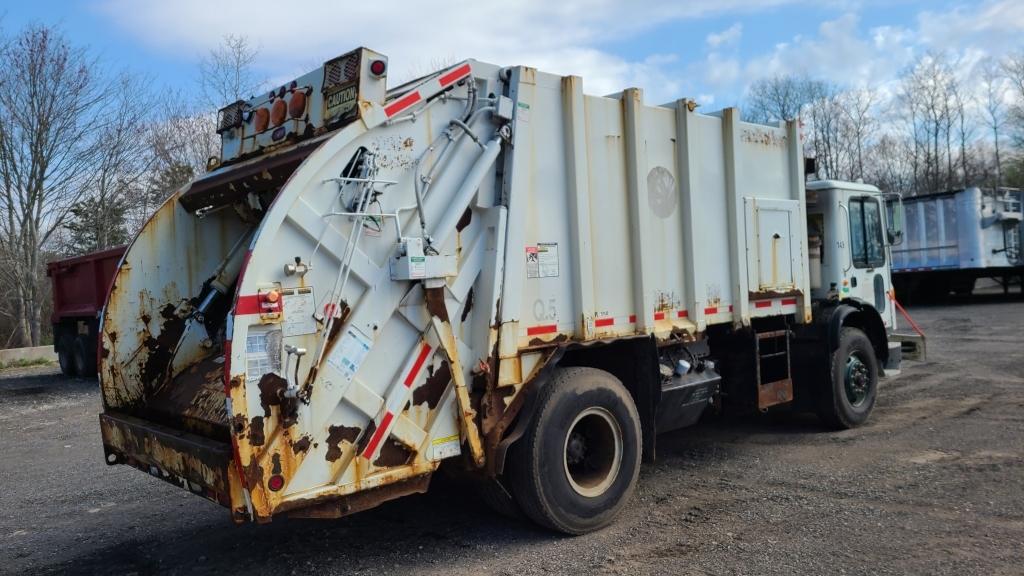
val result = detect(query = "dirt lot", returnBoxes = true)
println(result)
[2,299,1023,576]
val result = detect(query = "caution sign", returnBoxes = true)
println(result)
[526,242,559,279]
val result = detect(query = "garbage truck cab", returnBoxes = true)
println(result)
[806,180,901,326]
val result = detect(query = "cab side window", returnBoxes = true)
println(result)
[849,197,885,268]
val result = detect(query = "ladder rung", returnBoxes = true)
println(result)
[756,330,789,340]
[759,351,788,359]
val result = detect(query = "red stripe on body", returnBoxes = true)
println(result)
[629,314,637,323]
[403,344,433,388]
[704,307,718,315]
[754,300,773,309]
[527,324,558,336]
[438,63,472,87]
[384,91,422,117]
[654,311,666,320]
[595,317,614,327]
[677,310,688,318]
[361,411,395,459]
[235,295,262,315]
[781,298,798,306]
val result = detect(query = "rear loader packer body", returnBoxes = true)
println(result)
[98,48,910,533]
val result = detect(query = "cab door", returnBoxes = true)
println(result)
[846,194,895,328]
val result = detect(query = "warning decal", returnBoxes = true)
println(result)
[526,242,560,279]
[326,326,373,382]
[281,287,316,337]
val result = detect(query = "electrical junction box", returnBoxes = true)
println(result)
[390,237,458,281]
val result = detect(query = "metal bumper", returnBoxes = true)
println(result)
[890,332,926,362]
[99,411,234,507]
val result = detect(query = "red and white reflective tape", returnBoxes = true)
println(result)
[533,309,693,334]
[750,298,800,313]
[592,314,637,329]
[703,304,734,316]
[360,341,433,460]
[383,62,472,119]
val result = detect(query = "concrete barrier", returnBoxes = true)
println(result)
[0,345,57,365]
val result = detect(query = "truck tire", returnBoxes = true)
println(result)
[817,327,878,429]
[508,367,641,534]
[58,335,77,378]
[73,335,97,377]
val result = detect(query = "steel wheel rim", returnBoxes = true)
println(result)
[563,406,623,498]
[844,352,871,407]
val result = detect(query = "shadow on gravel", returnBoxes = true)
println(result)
[0,373,96,396]
[33,473,555,576]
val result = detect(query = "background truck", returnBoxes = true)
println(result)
[892,187,1023,301]
[47,245,126,377]
[97,48,913,534]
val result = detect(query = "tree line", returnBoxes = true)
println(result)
[1,22,1022,348]
[744,52,1024,196]
[0,24,259,347]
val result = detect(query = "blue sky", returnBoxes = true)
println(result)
[3,1,1022,108]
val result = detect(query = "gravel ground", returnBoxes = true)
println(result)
[2,298,1023,576]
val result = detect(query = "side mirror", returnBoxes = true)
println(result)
[882,192,904,247]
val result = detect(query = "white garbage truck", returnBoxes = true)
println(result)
[98,48,915,534]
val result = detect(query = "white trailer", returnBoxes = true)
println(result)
[98,48,912,533]
[892,187,1023,300]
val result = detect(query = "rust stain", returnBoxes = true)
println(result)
[292,435,312,455]
[373,441,413,468]
[282,474,431,519]
[258,373,288,417]
[325,424,360,462]
[413,360,450,409]
[249,416,266,446]
[145,354,228,439]
[243,458,263,491]
[528,333,569,347]
[231,413,247,436]
[139,309,187,392]
[424,287,448,321]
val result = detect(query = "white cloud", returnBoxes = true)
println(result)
[916,0,1024,53]
[93,0,799,104]
[706,23,743,48]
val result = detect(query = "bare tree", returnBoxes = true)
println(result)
[198,34,263,110]
[1004,51,1024,147]
[978,57,1008,187]
[864,134,917,197]
[744,75,827,123]
[140,93,219,225]
[898,53,967,194]
[841,89,877,180]
[0,25,106,346]
[63,71,155,254]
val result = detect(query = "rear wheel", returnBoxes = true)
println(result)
[817,327,878,429]
[58,335,77,378]
[509,367,641,534]
[72,335,96,377]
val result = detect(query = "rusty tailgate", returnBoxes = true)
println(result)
[100,411,234,503]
